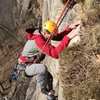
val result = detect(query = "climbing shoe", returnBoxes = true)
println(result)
[47,90,55,100]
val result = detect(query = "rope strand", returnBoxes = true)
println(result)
[34,0,72,63]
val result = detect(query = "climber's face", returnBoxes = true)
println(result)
[41,30,51,39]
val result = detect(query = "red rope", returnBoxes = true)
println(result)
[34,0,72,63]
[42,0,71,50]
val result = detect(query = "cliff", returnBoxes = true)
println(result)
[0,0,100,100]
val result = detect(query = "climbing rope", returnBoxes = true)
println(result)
[57,0,74,27]
[34,0,73,63]
[42,0,73,50]
[56,0,71,27]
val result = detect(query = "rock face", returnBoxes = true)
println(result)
[0,0,43,99]
[0,0,83,100]
[42,0,83,100]
[42,0,100,100]
[59,0,100,100]
[0,0,100,100]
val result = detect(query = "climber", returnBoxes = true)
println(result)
[12,20,81,100]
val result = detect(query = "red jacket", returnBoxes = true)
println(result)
[26,26,71,59]
[19,26,71,63]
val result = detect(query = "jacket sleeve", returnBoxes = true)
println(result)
[35,35,71,59]
[52,26,71,41]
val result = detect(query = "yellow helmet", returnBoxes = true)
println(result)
[42,20,58,35]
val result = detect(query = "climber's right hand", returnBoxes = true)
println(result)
[69,20,82,29]
[67,28,80,39]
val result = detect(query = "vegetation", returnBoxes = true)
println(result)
[60,0,100,99]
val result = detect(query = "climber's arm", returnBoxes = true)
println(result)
[52,20,81,41]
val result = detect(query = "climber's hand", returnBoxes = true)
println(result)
[69,20,82,29]
[67,28,80,39]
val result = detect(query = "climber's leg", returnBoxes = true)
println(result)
[25,64,55,100]
[25,64,48,93]
[47,71,53,90]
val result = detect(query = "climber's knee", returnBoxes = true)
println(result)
[37,64,47,74]
[25,64,47,76]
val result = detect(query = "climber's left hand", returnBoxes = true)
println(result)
[69,20,82,29]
